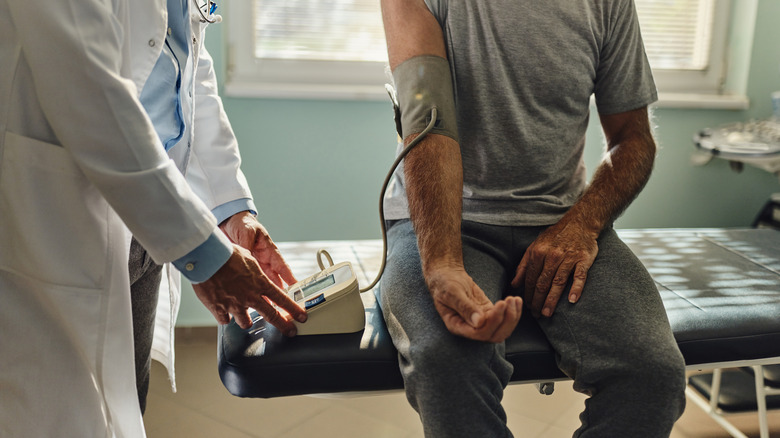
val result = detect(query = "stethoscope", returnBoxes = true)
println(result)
[193,0,221,23]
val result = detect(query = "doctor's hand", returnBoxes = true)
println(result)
[219,211,297,289]
[192,244,307,335]
[425,266,522,343]
[511,219,598,318]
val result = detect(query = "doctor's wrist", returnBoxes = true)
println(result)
[173,229,233,283]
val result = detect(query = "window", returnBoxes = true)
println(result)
[251,0,385,63]
[224,0,388,99]
[635,0,732,95]
[224,0,735,102]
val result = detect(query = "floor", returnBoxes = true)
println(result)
[144,327,780,438]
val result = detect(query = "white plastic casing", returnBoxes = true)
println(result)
[286,261,365,335]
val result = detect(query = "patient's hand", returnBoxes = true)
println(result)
[425,266,522,343]
[511,219,598,318]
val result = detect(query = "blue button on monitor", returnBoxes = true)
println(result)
[305,293,326,309]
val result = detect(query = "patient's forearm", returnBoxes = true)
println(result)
[565,119,655,236]
[404,133,464,275]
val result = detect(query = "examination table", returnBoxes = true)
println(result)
[218,228,780,437]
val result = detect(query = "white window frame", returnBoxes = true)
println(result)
[223,0,389,100]
[223,0,749,108]
[645,0,749,109]
[645,0,730,94]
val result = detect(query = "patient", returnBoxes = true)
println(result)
[378,1,687,437]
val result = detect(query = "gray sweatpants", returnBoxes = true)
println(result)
[378,220,686,438]
[129,237,163,415]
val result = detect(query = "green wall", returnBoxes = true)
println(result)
[177,1,780,326]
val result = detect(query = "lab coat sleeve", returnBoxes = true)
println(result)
[6,0,218,263]
[186,44,254,214]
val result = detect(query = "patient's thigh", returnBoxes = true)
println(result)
[379,220,513,388]
[536,227,676,376]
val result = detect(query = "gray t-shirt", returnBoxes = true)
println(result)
[384,0,657,226]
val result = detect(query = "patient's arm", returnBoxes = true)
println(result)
[512,106,656,318]
[382,0,521,342]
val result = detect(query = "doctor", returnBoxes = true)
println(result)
[0,1,306,437]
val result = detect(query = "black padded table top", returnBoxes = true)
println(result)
[218,229,780,398]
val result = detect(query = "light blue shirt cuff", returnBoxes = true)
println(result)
[173,229,233,283]
[212,198,257,225]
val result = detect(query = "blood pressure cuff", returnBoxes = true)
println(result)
[391,55,459,142]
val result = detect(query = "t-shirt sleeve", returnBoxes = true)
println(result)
[423,0,446,26]
[594,1,658,115]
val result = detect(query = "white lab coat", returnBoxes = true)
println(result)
[0,0,251,436]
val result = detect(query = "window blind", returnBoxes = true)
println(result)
[251,0,715,71]
[253,0,386,62]
[635,0,714,70]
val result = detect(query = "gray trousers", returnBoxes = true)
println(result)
[379,220,686,438]
[128,237,163,415]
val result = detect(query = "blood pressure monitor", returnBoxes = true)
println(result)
[286,261,365,335]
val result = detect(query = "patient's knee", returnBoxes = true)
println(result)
[404,335,509,385]
[618,343,687,410]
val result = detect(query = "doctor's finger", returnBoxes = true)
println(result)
[256,281,307,323]
[191,283,230,325]
[231,308,254,330]
[208,307,231,326]
[251,298,298,336]
[257,262,284,288]
[236,247,303,319]
[256,256,297,288]
[274,259,297,286]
